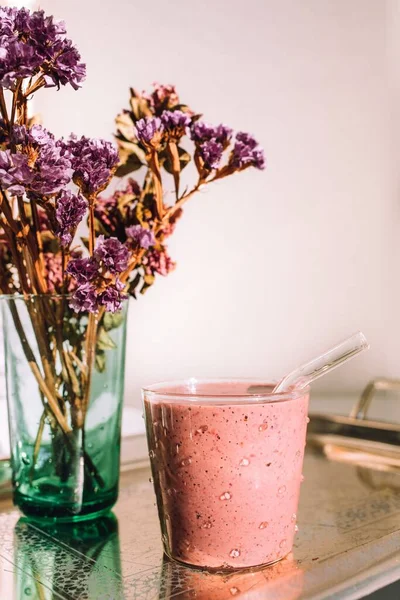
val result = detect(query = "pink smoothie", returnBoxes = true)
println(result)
[144,381,309,570]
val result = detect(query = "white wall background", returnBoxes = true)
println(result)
[29,0,400,408]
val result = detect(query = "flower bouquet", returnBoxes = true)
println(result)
[0,5,264,521]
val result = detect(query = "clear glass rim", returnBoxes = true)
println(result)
[0,293,72,300]
[142,378,310,404]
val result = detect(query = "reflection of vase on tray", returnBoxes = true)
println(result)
[13,514,123,599]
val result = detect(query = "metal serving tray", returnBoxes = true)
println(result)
[0,381,399,600]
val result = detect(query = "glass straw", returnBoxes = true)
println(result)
[273,331,369,393]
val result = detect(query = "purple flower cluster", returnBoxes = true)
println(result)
[31,132,72,195]
[67,235,130,313]
[190,122,232,146]
[161,110,191,132]
[144,248,175,277]
[144,83,180,115]
[94,235,130,273]
[66,256,99,284]
[62,135,119,196]
[126,224,155,249]
[0,150,32,195]
[0,7,85,90]
[55,189,87,246]
[197,140,223,170]
[69,275,127,312]
[69,283,99,313]
[190,122,232,170]
[135,117,163,146]
[0,124,73,196]
[100,278,126,312]
[230,132,265,170]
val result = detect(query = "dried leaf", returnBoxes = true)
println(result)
[103,311,125,332]
[128,271,142,299]
[95,350,106,373]
[115,111,136,142]
[129,95,152,121]
[161,146,191,174]
[115,153,143,177]
[96,327,117,351]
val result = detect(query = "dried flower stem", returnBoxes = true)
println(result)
[0,89,9,124]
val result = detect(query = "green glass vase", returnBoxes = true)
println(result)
[2,295,128,521]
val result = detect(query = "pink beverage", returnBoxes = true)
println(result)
[143,380,309,570]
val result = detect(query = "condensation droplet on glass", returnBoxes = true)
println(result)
[202,521,213,529]
[277,485,286,497]
[239,457,250,466]
[295,450,301,458]
[24,588,32,596]
[300,474,305,483]
[258,422,268,432]
[175,444,180,455]
[295,524,299,532]
[149,450,155,459]
[229,549,240,558]
[196,425,208,434]
[291,513,297,522]
[88,442,93,449]
[306,416,310,423]
[230,587,240,596]
[149,477,153,483]
[93,486,99,494]
[279,539,287,549]
[220,491,232,500]
[259,521,269,529]
[181,457,192,467]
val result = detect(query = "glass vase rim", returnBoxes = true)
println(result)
[0,293,72,300]
[142,378,310,404]
[0,293,129,305]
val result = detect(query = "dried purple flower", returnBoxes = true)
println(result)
[70,282,99,313]
[28,124,54,146]
[144,83,180,114]
[198,140,223,170]
[42,38,86,90]
[235,132,258,149]
[0,7,86,91]
[126,224,155,249]
[62,135,119,196]
[0,150,33,195]
[99,279,127,313]
[94,235,130,273]
[230,132,265,170]
[161,110,191,131]
[55,190,87,246]
[144,248,176,277]
[190,122,232,146]
[30,136,72,195]
[66,256,99,284]
[135,117,163,145]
